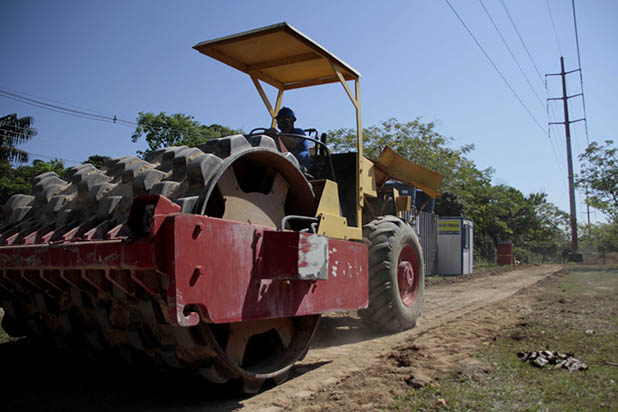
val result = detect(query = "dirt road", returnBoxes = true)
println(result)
[2,264,561,411]
[234,264,561,412]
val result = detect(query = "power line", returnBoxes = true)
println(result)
[443,0,549,136]
[478,0,547,111]
[571,0,589,144]
[499,0,545,84]
[546,88,567,158]
[0,89,119,122]
[1,88,245,169]
[477,0,566,186]
[546,85,564,140]
[548,123,570,187]
[0,87,233,169]
[546,0,564,56]
[547,57,581,254]
[0,89,132,126]
[443,0,567,190]
[0,87,214,139]
[0,85,112,118]
[498,0,561,124]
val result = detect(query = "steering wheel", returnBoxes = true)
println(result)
[248,127,272,135]
[246,128,335,180]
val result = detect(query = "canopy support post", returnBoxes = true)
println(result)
[251,75,284,127]
[331,62,364,227]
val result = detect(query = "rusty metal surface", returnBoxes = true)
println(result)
[0,199,368,326]
[260,231,330,281]
[0,138,334,390]
[0,239,154,271]
[165,213,368,325]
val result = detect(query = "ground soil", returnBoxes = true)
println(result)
[1,264,561,411]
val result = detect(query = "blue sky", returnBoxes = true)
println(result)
[1,0,616,223]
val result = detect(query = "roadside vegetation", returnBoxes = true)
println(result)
[396,266,618,411]
[2,112,617,265]
[0,113,37,163]
[329,120,618,265]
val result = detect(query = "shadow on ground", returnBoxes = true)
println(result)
[0,311,390,410]
[0,338,328,412]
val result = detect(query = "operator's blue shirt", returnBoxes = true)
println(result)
[288,128,311,169]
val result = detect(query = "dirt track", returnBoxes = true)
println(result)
[1,264,561,411]
[236,264,561,412]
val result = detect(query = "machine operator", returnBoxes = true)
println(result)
[272,107,310,169]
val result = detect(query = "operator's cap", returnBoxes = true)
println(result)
[276,107,296,120]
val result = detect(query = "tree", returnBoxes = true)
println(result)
[327,118,494,195]
[328,117,495,219]
[84,155,111,169]
[131,112,239,157]
[456,185,568,263]
[580,222,618,254]
[0,159,66,206]
[0,113,38,163]
[327,118,569,262]
[577,140,618,222]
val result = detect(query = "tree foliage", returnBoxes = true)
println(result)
[328,118,493,194]
[0,113,38,163]
[0,159,66,206]
[84,155,111,169]
[454,184,569,263]
[131,112,238,157]
[577,140,618,222]
[580,222,618,254]
[328,118,570,262]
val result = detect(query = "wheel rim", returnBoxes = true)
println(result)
[397,244,420,307]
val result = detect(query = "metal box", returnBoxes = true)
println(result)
[437,217,474,275]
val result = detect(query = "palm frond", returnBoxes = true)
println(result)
[0,145,29,163]
[0,113,37,159]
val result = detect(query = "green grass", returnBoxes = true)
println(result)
[396,267,618,411]
[471,260,501,272]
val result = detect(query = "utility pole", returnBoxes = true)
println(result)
[560,57,579,255]
[585,189,591,226]
[547,57,584,260]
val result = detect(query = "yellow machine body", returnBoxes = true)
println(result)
[194,22,443,240]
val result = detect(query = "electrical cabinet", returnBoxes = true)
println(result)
[437,217,474,275]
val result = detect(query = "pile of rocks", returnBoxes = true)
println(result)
[517,351,588,371]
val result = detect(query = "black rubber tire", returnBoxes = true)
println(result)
[359,216,424,332]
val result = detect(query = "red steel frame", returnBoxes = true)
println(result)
[0,195,368,326]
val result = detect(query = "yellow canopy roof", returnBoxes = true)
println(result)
[193,22,360,90]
